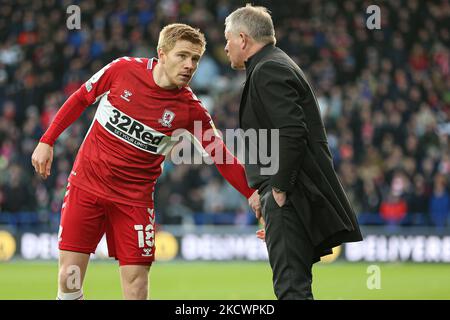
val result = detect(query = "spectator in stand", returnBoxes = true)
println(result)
[2,164,35,212]
[380,172,410,225]
[379,192,408,226]
[360,179,382,216]
[429,174,450,228]
[406,174,430,226]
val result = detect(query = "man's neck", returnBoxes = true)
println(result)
[152,63,177,90]
[244,42,268,64]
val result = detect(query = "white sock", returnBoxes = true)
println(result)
[57,290,84,300]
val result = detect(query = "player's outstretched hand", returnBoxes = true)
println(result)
[256,216,265,242]
[248,190,261,219]
[31,142,54,179]
[249,190,265,241]
[256,229,265,242]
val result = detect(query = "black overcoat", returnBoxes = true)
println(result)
[239,44,363,259]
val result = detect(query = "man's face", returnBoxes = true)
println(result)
[159,40,203,88]
[224,31,246,70]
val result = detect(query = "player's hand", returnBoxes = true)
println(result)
[256,229,265,241]
[256,216,265,242]
[248,190,261,219]
[31,142,54,179]
[272,188,286,207]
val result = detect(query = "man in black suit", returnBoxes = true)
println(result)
[224,5,363,299]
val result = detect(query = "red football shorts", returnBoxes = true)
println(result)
[58,183,156,266]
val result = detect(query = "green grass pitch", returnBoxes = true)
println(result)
[0,260,449,299]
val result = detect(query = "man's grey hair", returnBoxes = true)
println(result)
[225,4,276,45]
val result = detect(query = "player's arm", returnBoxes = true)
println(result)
[32,59,120,179]
[187,102,257,197]
[187,101,264,237]
[212,136,256,196]
[198,118,264,229]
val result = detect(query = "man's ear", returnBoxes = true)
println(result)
[239,32,248,50]
[158,48,165,64]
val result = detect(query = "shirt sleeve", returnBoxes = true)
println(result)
[40,59,121,146]
[187,99,255,199]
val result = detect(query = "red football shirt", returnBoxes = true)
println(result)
[41,57,254,206]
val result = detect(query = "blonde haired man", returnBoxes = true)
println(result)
[32,23,259,300]
[224,5,363,299]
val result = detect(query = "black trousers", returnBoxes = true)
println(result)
[260,189,314,300]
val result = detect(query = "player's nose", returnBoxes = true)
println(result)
[184,58,195,71]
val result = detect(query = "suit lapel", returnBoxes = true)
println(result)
[239,79,251,128]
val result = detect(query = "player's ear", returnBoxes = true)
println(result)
[158,48,166,64]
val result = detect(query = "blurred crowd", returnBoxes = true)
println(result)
[0,0,449,229]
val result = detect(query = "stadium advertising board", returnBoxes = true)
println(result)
[1,227,449,263]
[345,234,450,262]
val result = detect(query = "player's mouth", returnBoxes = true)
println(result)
[179,74,191,81]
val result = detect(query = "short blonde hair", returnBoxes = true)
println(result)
[157,23,206,54]
[225,4,276,45]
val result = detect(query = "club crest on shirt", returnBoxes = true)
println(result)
[120,89,132,102]
[158,109,175,128]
